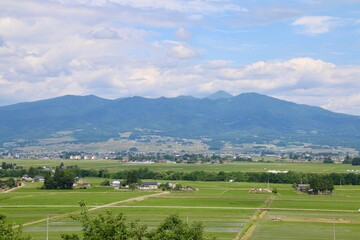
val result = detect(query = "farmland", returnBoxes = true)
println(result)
[1,179,360,239]
[4,158,360,173]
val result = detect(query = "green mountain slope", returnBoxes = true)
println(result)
[1,93,359,148]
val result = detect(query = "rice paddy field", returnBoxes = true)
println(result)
[4,158,360,173]
[1,180,360,239]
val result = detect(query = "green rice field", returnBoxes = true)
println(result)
[1,180,360,239]
[4,159,360,173]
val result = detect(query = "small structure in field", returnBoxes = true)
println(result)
[249,188,271,193]
[111,180,121,189]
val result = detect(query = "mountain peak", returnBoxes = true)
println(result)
[206,90,233,100]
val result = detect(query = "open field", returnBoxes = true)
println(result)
[4,159,360,173]
[1,180,360,239]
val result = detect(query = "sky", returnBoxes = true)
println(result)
[0,0,360,115]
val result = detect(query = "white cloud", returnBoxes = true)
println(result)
[0,1,359,116]
[168,44,199,59]
[175,27,191,41]
[90,27,120,39]
[106,0,247,14]
[292,16,337,34]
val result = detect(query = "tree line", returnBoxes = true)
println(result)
[1,164,360,187]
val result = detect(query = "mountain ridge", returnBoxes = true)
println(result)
[206,90,234,100]
[1,92,359,149]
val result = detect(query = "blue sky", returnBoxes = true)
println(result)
[0,0,359,114]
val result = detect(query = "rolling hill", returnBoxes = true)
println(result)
[1,92,360,149]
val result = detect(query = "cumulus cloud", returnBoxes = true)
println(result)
[0,1,359,116]
[292,16,338,34]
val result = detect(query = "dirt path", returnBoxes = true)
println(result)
[1,185,24,193]
[235,195,275,240]
[17,191,169,228]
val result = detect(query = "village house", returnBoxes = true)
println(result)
[21,174,33,182]
[139,182,160,190]
[34,175,45,182]
[297,184,310,192]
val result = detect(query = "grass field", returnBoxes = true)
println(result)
[4,159,360,173]
[1,179,360,239]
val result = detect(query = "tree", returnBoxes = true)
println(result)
[309,175,334,194]
[0,214,32,240]
[352,157,360,166]
[61,234,80,240]
[342,155,352,164]
[100,180,110,186]
[61,204,213,240]
[28,167,36,178]
[6,178,16,188]
[147,214,207,240]
[125,170,139,185]
[129,183,137,191]
[323,157,334,164]
[61,204,146,240]
[44,168,75,189]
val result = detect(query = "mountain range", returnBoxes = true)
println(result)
[1,91,360,149]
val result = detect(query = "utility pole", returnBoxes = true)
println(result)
[333,218,336,240]
[340,179,342,189]
[46,215,49,240]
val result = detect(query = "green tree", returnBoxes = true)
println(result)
[323,157,334,164]
[61,234,80,240]
[309,175,334,194]
[125,170,139,185]
[0,214,32,240]
[28,167,36,178]
[352,157,360,166]
[62,204,146,240]
[6,178,16,188]
[100,180,110,186]
[44,168,74,189]
[61,204,212,240]
[342,155,352,164]
[148,214,206,240]
[129,183,137,191]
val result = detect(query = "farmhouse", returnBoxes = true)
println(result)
[139,182,160,190]
[34,176,45,182]
[297,184,310,192]
[21,175,33,182]
[81,182,92,188]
